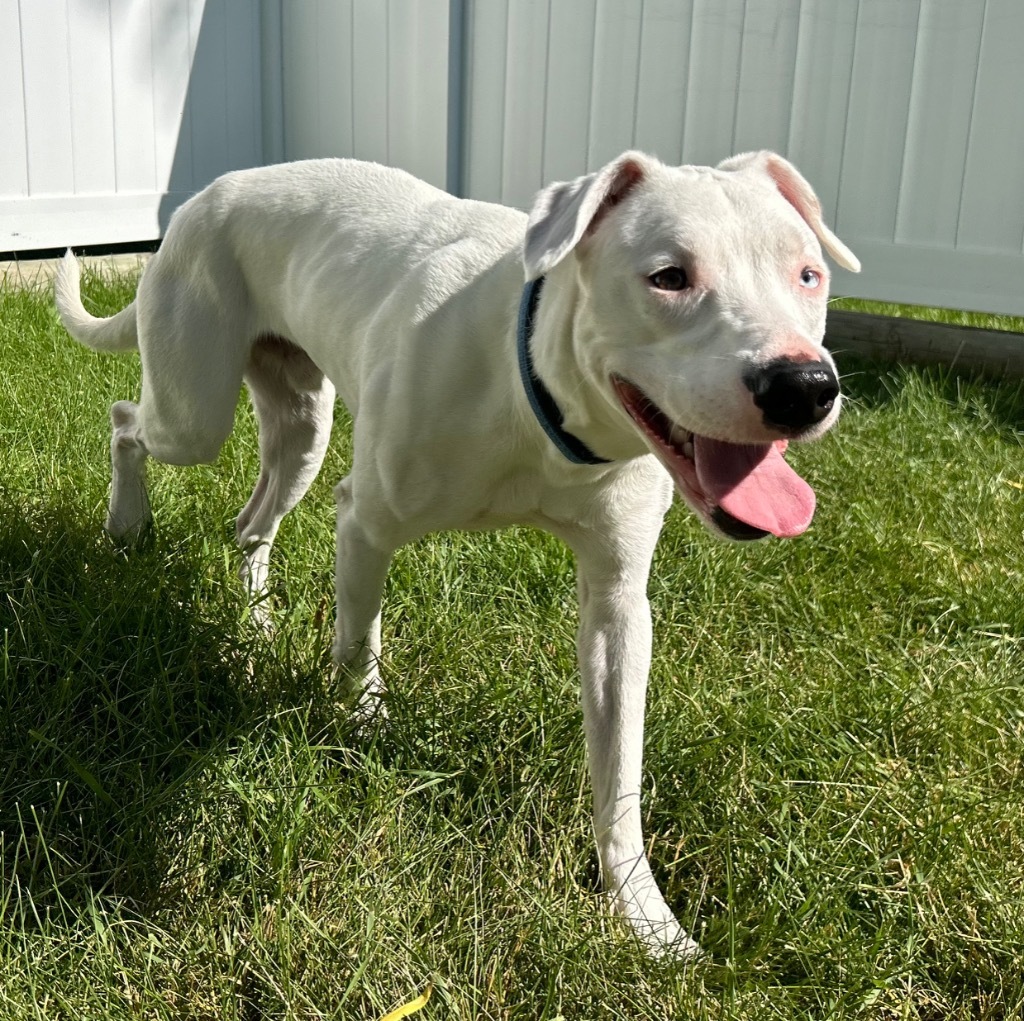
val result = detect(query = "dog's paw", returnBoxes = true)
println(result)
[606,870,702,960]
[616,904,701,961]
[348,682,389,728]
[637,919,703,961]
[349,700,389,735]
[241,592,276,635]
[104,514,154,549]
[105,484,152,545]
[335,665,390,731]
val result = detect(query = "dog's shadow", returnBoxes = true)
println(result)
[0,491,341,918]
[834,352,1024,437]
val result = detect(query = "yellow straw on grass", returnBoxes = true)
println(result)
[379,984,432,1021]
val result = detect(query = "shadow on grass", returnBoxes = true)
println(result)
[834,352,1024,437]
[0,489,336,919]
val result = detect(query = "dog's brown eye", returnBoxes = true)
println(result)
[649,267,688,291]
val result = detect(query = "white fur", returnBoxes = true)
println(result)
[55,151,856,957]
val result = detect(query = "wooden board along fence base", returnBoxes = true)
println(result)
[826,310,1024,379]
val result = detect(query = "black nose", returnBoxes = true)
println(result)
[747,359,839,431]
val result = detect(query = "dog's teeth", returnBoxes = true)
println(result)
[669,424,694,459]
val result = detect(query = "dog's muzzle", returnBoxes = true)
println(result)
[746,359,839,432]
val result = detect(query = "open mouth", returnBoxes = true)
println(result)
[611,376,817,541]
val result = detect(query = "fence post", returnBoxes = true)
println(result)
[446,0,468,196]
[259,0,285,165]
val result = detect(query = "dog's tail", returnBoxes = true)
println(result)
[54,250,139,353]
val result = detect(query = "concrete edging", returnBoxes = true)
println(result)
[0,253,150,291]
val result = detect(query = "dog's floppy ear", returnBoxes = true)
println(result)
[718,151,861,273]
[523,152,652,281]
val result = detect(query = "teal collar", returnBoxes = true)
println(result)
[516,277,609,466]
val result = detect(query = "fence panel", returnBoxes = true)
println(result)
[458,0,1024,317]
[280,0,450,189]
[0,0,262,252]
[3,0,1023,320]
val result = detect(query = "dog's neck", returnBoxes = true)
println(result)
[516,276,610,466]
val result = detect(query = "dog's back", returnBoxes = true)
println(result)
[145,160,526,382]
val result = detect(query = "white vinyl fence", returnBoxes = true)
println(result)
[0,0,263,251]
[2,0,1024,319]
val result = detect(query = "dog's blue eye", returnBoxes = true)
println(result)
[649,267,688,291]
[800,267,821,288]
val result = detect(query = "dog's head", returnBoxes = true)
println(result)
[523,150,860,541]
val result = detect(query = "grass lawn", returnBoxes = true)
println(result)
[1,268,1022,1019]
[830,296,1024,335]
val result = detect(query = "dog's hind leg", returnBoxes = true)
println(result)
[106,400,152,538]
[106,286,250,539]
[332,477,394,719]
[235,336,336,618]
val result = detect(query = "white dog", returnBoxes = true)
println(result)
[55,150,858,956]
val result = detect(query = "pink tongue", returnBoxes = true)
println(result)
[694,436,816,537]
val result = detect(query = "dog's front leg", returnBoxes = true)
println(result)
[573,539,700,959]
[332,477,395,720]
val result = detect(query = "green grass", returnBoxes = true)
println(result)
[831,295,1024,335]
[1,268,1023,1019]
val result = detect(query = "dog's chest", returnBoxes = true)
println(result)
[456,463,645,536]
